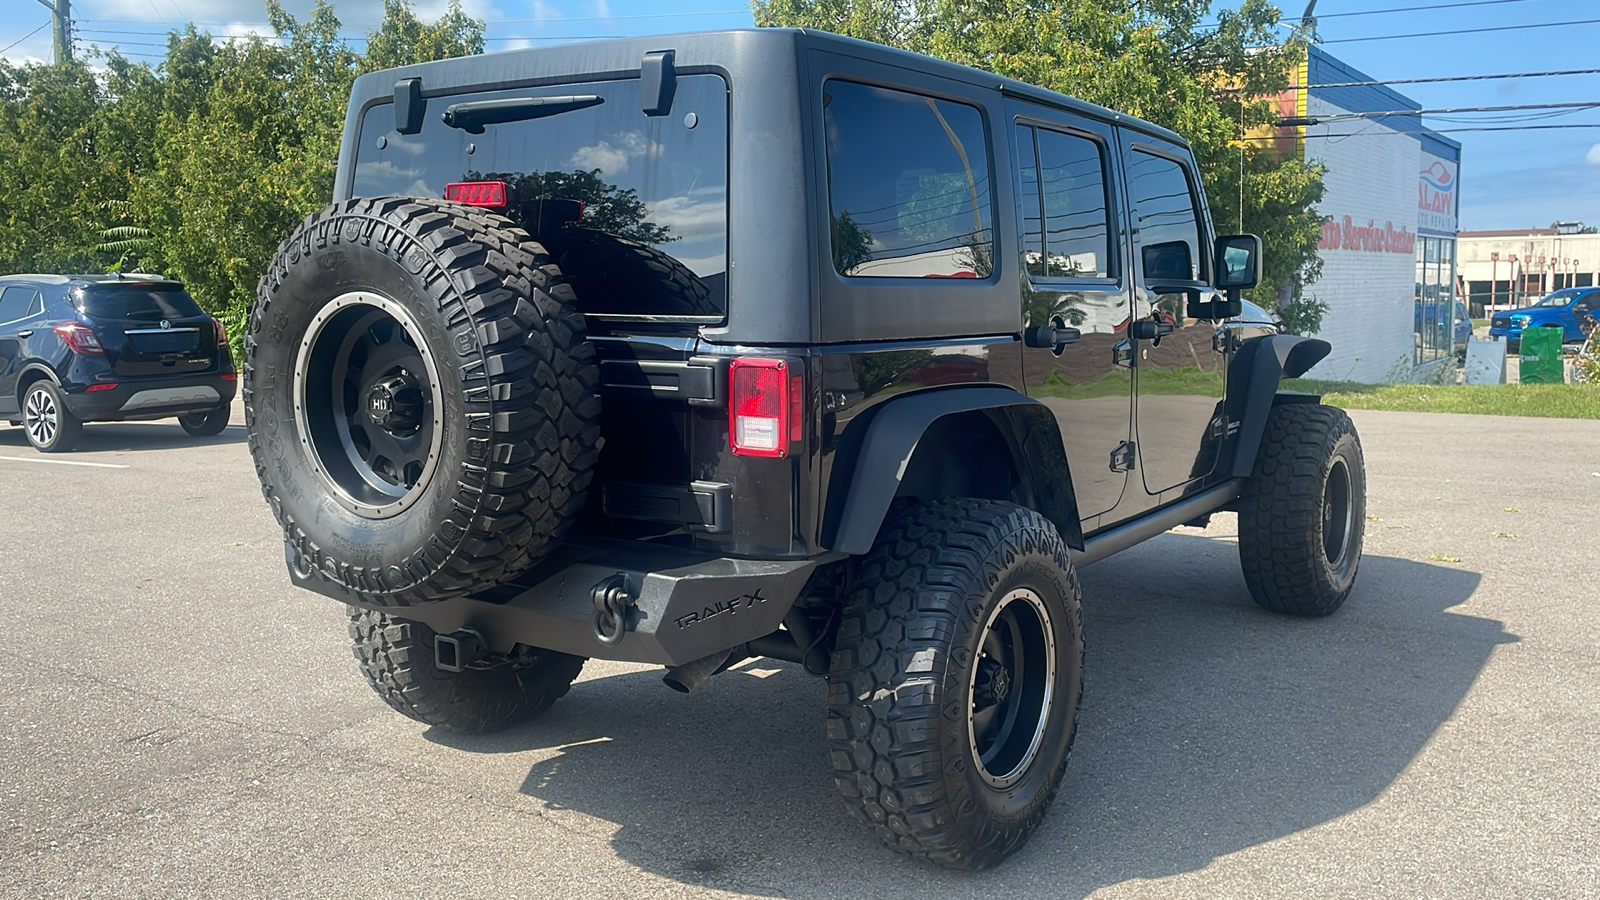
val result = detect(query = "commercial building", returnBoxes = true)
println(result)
[1457,227,1599,314]
[1274,46,1463,382]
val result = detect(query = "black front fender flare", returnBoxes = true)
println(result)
[1225,333,1332,478]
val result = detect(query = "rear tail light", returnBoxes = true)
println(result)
[85,382,118,392]
[211,316,228,348]
[729,357,801,458]
[54,322,103,354]
[445,181,508,207]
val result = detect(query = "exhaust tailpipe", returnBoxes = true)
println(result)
[662,647,738,694]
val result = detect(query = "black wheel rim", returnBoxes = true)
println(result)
[1323,458,1354,567]
[968,587,1057,789]
[293,292,444,519]
[24,386,57,447]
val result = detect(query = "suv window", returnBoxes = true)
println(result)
[79,284,206,321]
[0,286,39,324]
[1128,150,1203,285]
[353,74,729,319]
[1015,124,1112,280]
[823,80,994,279]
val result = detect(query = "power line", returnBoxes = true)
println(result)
[1296,67,1600,90]
[1,20,50,56]
[1321,17,1600,44]
[1243,122,1600,140]
[1310,101,1600,120]
[1306,0,1547,19]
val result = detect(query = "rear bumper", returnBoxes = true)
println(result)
[289,536,836,666]
[65,374,237,421]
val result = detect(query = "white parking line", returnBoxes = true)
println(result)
[0,456,130,469]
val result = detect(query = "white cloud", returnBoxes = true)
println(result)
[647,188,726,245]
[1586,143,1600,167]
[568,133,660,177]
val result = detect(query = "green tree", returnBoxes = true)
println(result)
[362,0,485,73]
[754,0,1327,325]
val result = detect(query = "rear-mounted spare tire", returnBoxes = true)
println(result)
[245,197,601,606]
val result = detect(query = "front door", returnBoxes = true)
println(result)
[1010,108,1133,527]
[1119,135,1228,502]
[0,286,42,417]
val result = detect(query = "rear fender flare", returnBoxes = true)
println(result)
[1225,334,1332,478]
[823,386,1083,555]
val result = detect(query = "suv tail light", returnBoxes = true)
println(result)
[211,316,228,348]
[729,357,801,458]
[54,322,104,355]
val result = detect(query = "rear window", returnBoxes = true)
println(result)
[352,74,729,321]
[79,285,205,321]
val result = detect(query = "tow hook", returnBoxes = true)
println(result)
[434,628,487,672]
[591,573,636,646]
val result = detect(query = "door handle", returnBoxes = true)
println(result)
[1024,319,1082,354]
[1129,318,1174,341]
[16,330,32,338]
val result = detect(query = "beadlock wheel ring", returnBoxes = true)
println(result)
[293,291,445,520]
[967,586,1058,790]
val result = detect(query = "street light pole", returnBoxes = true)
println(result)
[32,0,71,65]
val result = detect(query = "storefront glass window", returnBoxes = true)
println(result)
[1415,237,1457,364]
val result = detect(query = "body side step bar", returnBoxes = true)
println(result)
[1072,480,1244,569]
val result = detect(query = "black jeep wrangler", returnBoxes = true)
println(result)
[245,29,1363,869]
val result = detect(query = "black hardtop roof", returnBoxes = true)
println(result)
[347,27,1187,148]
[0,273,182,287]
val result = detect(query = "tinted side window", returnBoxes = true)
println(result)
[1015,124,1111,279]
[824,80,993,278]
[1128,150,1203,284]
[0,287,36,323]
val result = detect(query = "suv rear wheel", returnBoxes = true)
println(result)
[178,405,230,436]
[245,197,601,607]
[22,381,81,453]
[825,499,1084,869]
[1237,403,1366,616]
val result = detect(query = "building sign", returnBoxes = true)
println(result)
[1318,216,1417,254]
[1418,153,1458,233]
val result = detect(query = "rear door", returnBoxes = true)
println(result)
[78,283,219,377]
[0,285,45,415]
[1009,106,1133,527]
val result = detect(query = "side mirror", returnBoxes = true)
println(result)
[1214,234,1262,291]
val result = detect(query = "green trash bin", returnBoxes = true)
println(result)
[1519,326,1565,384]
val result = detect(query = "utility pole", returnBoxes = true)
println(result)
[33,0,71,65]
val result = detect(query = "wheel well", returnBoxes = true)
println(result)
[894,411,1028,508]
[15,367,55,405]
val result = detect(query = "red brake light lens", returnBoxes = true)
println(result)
[85,382,118,391]
[54,322,103,354]
[445,181,508,207]
[729,358,797,458]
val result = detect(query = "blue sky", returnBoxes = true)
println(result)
[2,0,1597,230]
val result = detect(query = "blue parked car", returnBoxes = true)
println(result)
[1489,287,1599,352]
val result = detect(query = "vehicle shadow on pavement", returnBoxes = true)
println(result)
[0,420,245,453]
[430,532,1512,899]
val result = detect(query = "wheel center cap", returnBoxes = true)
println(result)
[974,657,1011,709]
[365,375,422,434]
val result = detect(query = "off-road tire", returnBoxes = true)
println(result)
[1238,403,1365,616]
[349,608,584,733]
[245,197,601,606]
[825,499,1084,870]
[22,380,81,453]
[177,405,230,436]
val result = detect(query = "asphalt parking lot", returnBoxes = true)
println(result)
[2,405,1597,899]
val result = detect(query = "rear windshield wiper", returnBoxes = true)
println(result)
[441,95,604,134]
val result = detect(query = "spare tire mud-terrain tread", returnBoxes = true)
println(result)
[1237,403,1365,616]
[348,608,584,733]
[245,197,601,606]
